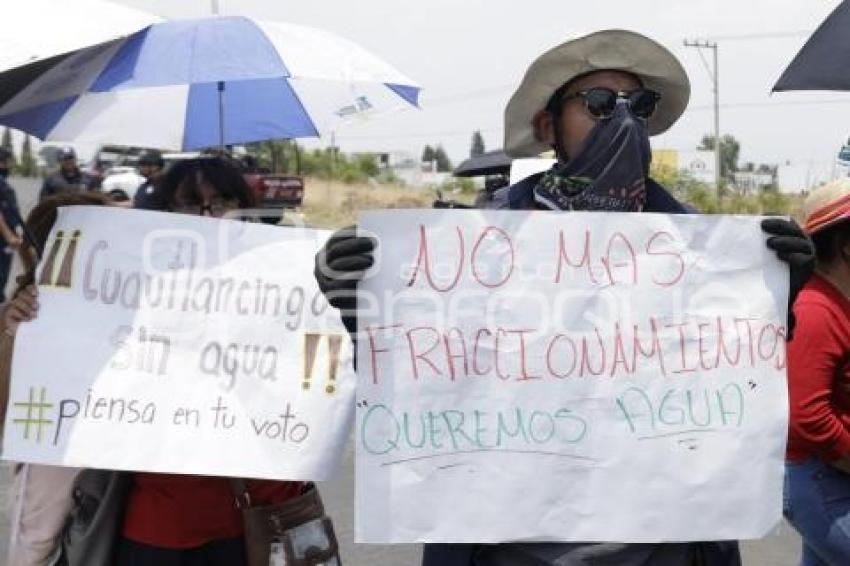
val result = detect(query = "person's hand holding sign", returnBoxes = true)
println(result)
[761,218,815,340]
[1,285,38,337]
[314,225,376,337]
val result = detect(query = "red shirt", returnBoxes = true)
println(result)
[787,274,850,463]
[122,473,302,549]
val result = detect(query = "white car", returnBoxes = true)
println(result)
[101,166,146,200]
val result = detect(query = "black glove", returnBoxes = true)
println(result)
[761,218,815,340]
[314,225,376,337]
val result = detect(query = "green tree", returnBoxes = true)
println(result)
[439,176,476,194]
[433,145,452,172]
[759,188,791,215]
[649,158,796,215]
[299,148,334,179]
[650,161,718,212]
[19,135,37,177]
[243,141,395,185]
[422,145,436,164]
[697,134,740,181]
[1,127,15,166]
[353,154,379,178]
[470,130,485,157]
[245,140,302,173]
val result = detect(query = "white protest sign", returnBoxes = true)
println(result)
[356,209,789,543]
[3,206,354,481]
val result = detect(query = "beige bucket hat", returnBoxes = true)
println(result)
[802,178,850,236]
[504,29,691,158]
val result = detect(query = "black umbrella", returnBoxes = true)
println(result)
[0,52,69,110]
[453,149,512,177]
[774,1,850,91]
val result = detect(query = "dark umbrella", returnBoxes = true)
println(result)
[453,149,512,177]
[774,1,850,91]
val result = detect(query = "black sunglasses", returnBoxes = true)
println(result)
[561,87,661,120]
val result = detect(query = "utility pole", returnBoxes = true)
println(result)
[683,39,721,204]
[211,0,219,15]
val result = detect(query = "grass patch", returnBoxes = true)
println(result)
[302,178,475,228]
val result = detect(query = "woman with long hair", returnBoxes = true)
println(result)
[114,157,304,566]
[2,192,112,566]
[785,178,850,565]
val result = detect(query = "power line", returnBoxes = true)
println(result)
[335,127,501,141]
[684,39,721,202]
[689,97,850,111]
[703,30,811,42]
[422,84,513,107]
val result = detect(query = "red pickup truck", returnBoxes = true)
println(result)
[243,173,304,209]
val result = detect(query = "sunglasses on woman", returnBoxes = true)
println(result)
[170,198,240,217]
[561,87,661,120]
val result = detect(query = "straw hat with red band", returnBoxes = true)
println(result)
[803,178,850,236]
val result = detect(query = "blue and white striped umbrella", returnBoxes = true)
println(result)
[0,16,420,150]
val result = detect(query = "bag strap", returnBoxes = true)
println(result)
[228,478,252,509]
[229,479,315,510]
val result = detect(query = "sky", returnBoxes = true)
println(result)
[33,1,850,169]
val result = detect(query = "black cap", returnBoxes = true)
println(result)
[57,146,76,160]
[138,149,164,167]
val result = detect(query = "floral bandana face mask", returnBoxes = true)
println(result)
[533,99,652,212]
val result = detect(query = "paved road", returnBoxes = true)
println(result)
[0,177,802,565]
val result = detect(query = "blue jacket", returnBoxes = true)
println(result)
[0,177,21,230]
[422,174,740,566]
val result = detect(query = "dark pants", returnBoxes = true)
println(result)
[423,541,741,566]
[115,538,247,566]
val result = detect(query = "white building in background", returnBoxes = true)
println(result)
[732,170,776,194]
[652,149,717,186]
[776,161,837,196]
[776,141,850,195]
[356,150,417,170]
[399,168,451,188]
[357,150,450,187]
[678,150,717,186]
[655,147,834,196]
